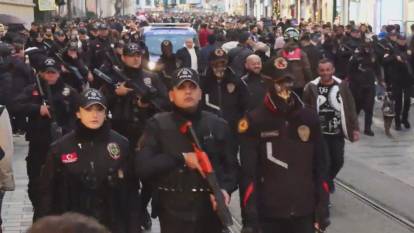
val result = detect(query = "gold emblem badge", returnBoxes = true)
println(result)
[238,118,249,133]
[227,83,236,93]
[107,143,121,160]
[215,48,225,57]
[297,125,310,142]
[274,57,288,70]
[163,40,170,46]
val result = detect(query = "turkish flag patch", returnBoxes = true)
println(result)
[32,90,39,96]
[61,152,79,164]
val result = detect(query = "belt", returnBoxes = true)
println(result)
[157,187,211,193]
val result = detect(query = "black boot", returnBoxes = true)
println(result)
[395,117,402,131]
[364,129,375,136]
[402,120,411,129]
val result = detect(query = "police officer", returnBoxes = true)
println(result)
[335,28,362,79]
[106,42,170,150]
[155,40,178,89]
[13,57,79,220]
[60,41,92,92]
[88,23,112,87]
[379,31,414,130]
[38,89,140,233]
[241,54,266,111]
[348,42,380,136]
[200,48,248,133]
[104,42,170,230]
[135,67,239,233]
[239,57,329,233]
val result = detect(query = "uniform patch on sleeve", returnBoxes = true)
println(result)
[61,152,79,163]
[297,125,310,142]
[238,118,249,133]
[107,143,121,160]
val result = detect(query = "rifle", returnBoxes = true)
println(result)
[34,75,63,141]
[179,121,233,231]
[93,68,117,88]
[54,52,88,88]
[104,51,165,111]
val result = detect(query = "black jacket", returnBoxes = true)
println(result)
[239,93,329,229]
[201,68,248,133]
[13,79,79,144]
[135,108,239,219]
[176,46,200,71]
[240,72,267,111]
[105,66,170,143]
[228,44,254,78]
[38,122,140,233]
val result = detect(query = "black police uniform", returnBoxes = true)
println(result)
[335,34,361,79]
[348,43,379,134]
[378,37,414,129]
[240,72,267,111]
[38,119,139,233]
[135,108,239,233]
[13,66,79,220]
[88,34,112,86]
[239,59,329,233]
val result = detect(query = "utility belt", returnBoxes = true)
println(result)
[157,186,211,193]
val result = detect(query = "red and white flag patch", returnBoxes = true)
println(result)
[32,90,39,96]
[61,152,79,164]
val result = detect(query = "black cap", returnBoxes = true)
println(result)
[79,88,107,109]
[98,23,108,30]
[54,30,65,37]
[161,40,172,48]
[67,41,78,51]
[39,58,60,73]
[123,43,143,56]
[262,57,294,82]
[209,48,228,63]
[171,68,200,88]
[78,28,87,35]
[239,31,251,43]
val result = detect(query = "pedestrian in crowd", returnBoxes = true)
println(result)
[241,54,266,111]
[0,105,15,233]
[0,42,13,109]
[275,27,312,97]
[176,37,200,72]
[135,67,239,233]
[155,40,179,89]
[300,32,323,79]
[228,31,254,78]
[239,56,330,233]
[303,59,360,193]
[198,23,210,48]
[27,213,110,233]
[37,88,140,233]
[13,57,79,220]
[199,34,218,73]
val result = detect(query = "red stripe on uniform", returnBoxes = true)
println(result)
[243,183,254,208]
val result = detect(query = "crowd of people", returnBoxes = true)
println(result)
[0,13,413,233]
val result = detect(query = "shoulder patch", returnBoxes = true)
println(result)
[238,117,249,133]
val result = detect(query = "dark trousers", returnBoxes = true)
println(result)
[159,208,223,233]
[392,85,411,123]
[26,141,49,221]
[260,215,314,233]
[322,135,345,181]
[0,191,4,226]
[350,84,375,130]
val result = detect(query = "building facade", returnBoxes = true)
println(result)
[0,0,34,26]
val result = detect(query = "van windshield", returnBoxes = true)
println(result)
[145,34,195,56]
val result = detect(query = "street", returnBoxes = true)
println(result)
[1,102,414,233]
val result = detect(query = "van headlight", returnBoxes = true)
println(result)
[148,61,156,70]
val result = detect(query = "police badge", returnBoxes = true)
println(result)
[143,77,152,87]
[62,87,71,96]
[274,57,288,70]
[227,83,236,93]
[297,125,310,142]
[107,143,121,160]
